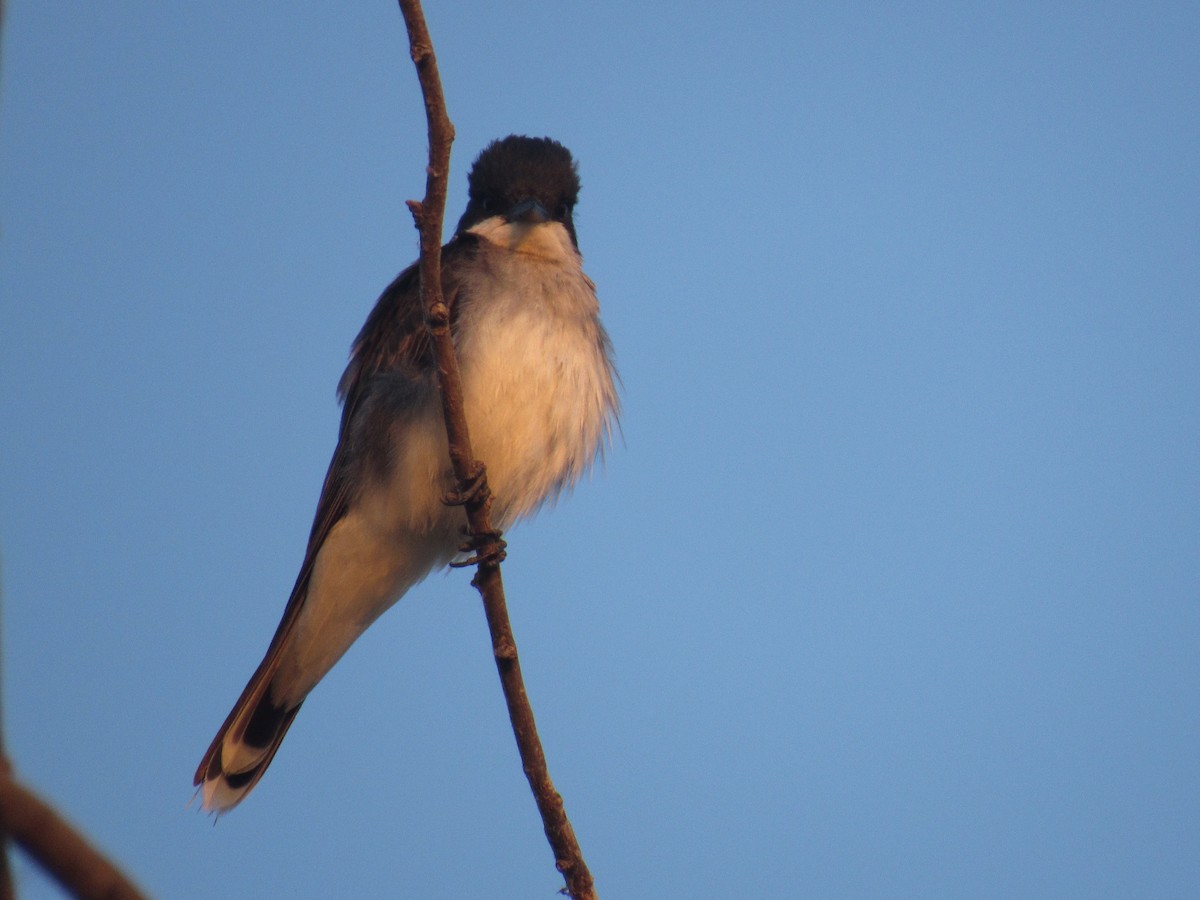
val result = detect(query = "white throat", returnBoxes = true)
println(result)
[467,216,578,263]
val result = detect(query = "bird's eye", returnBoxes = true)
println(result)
[480,198,492,212]
[557,202,571,219]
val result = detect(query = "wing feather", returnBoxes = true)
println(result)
[193,235,477,791]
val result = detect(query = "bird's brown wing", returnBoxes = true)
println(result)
[193,234,479,796]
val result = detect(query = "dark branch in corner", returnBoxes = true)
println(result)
[0,775,147,900]
[0,581,146,900]
[394,2,597,898]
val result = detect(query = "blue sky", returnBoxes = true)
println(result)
[1,2,1197,897]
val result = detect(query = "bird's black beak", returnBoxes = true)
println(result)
[506,198,550,224]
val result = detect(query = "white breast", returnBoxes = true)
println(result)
[454,222,618,527]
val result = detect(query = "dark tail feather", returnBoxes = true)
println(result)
[194,664,303,813]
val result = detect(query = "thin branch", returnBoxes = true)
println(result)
[0,570,13,900]
[0,796,10,900]
[0,775,147,900]
[0,792,10,900]
[0,577,146,899]
[394,3,597,898]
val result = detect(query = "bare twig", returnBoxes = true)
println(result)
[0,776,147,900]
[0,793,10,900]
[0,789,10,900]
[394,3,597,897]
[0,571,13,900]
[0,579,146,900]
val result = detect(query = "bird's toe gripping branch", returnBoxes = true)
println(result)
[443,461,507,568]
[442,460,489,508]
[450,530,507,569]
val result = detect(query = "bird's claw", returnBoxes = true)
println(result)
[443,462,488,507]
[450,531,507,568]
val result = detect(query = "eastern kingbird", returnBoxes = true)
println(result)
[195,136,619,812]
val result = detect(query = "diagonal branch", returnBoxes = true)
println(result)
[395,3,597,898]
[0,582,146,900]
[0,573,12,900]
[0,774,147,900]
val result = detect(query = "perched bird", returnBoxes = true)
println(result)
[195,135,618,812]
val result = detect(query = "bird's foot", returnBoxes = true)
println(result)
[450,529,507,568]
[443,462,489,507]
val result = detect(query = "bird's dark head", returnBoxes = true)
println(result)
[456,136,581,249]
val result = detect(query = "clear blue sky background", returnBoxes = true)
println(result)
[1,3,1197,898]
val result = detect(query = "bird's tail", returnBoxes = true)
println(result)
[194,658,302,813]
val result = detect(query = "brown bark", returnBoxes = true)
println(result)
[0,764,147,900]
[395,3,597,897]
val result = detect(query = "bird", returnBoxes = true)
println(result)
[194,135,619,813]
